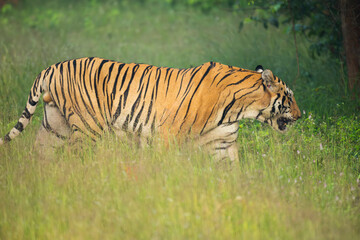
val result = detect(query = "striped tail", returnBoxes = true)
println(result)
[0,73,44,145]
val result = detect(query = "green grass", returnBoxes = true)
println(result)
[0,1,359,239]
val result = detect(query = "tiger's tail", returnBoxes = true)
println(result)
[0,71,46,145]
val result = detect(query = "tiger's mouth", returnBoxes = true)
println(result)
[277,117,293,131]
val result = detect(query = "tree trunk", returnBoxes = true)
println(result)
[340,0,360,99]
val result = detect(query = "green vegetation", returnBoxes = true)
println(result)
[0,1,359,239]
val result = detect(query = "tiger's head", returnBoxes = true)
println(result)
[254,65,301,132]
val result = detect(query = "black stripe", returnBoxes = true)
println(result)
[225,129,239,137]
[88,58,96,90]
[31,75,40,96]
[119,67,129,91]
[79,59,83,84]
[224,74,253,89]
[122,115,130,131]
[14,122,24,132]
[171,86,192,124]
[130,87,143,121]
[216,72,233,87]
[123,64,139,108]
[28,98,38,106]
[103,67,111,95]
[210,72,222,87]
[181,64,212,121]
[48,68,55,86]
[171,67,205,124]
[144,91,154,125]
[68,111,74,119]
[69,62,104,134]
[165,69,174,96]
[175,69,181,82]
[110,63,126,111]
[76,77,102,130]
[111,96,122,125]
[94,60,109,119]
[215,146,230,150]
[55,61,61,68]
[44,67,52,77]
[133,101,145,131]
[159,110,167,124]
[142,68,153,99]
[186,113,198,135]
[281,95,286,105]
[72,59,77,82]
[271,93,281,114]
[82,67,97,114]
[181,66,202,98]
[105,64,114,120]
[203,138,235,147]
[137,66,151,92]
[4,134,11,142]
[243,100,256,112]
[70,124,94,140]
[66,61,75,120]
[83,58,89,88]
[200,105,216,135]
[176,68,191,98]
[112,64,125,97]
[136,123,143,136]
[218,98,236,125]
[154,68,161,100]
[151,114,156,134]
[62,61,71,117]
[235,106,244,120]
[97,60,109,84]
[164,67,170,83]
[42,121,67,140]
[23,108,32,119]
[235,84,262,102]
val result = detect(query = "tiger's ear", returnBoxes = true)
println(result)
[262,69,277,91]
[255,65,264,73]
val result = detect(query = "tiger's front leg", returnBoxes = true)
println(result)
[227,143,239,163]
[197,122,240,168]
[209,142,239,170]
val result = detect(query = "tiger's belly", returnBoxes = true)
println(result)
[111,115,155,141]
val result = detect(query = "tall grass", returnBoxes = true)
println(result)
[0,1,359,239]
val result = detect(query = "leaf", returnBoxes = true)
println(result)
[244,17,253,24]
[1,3,13,14]
[270,3,282,13]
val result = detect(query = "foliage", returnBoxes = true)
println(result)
[240,0,343,59]
[156,0,344,59]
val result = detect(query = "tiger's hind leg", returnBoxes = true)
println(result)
[35,102,71,158]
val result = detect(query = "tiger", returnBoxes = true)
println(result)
[0,57,301,163]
